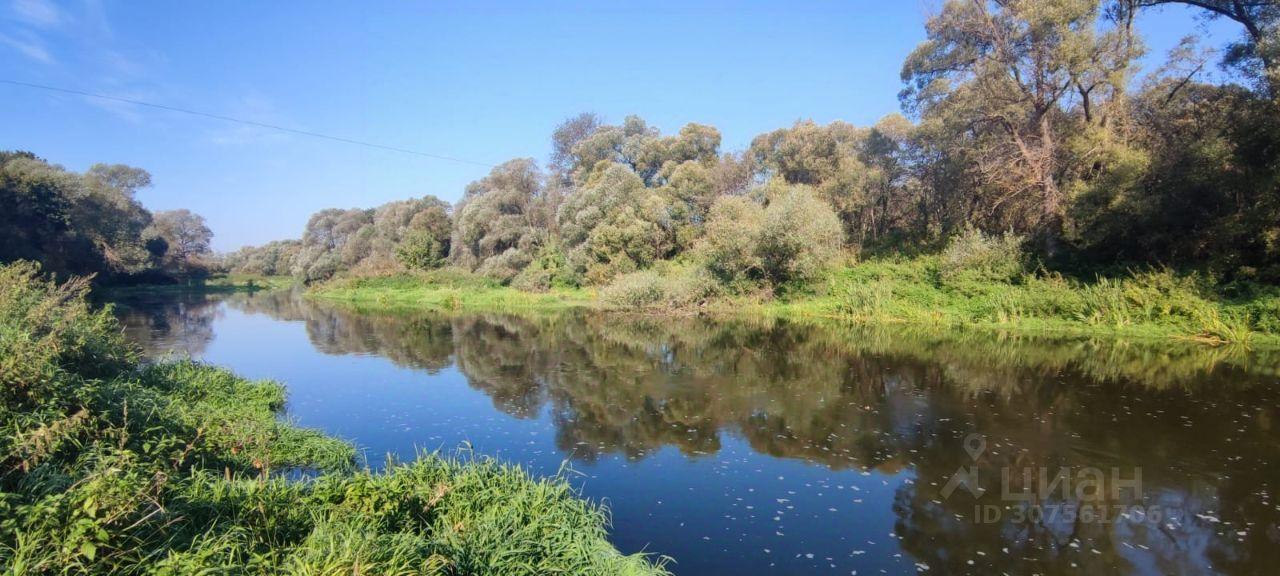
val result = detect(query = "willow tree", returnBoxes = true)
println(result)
[749,121,868,243]
[450,159,549,282]
[149,209,213,275]
[900,0,1141,254]
[557,162,671,284]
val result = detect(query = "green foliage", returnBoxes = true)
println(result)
[749,120,872,242]
[450,159,549,283]
[223,239,302,277]
[278,195,453,283]
[14,0,1280,298]
[600,270,667,308]
[0,262,669,574]
[756,185,845,285]
[600,265,720,309]
[1069,81,1280,280]
[816,255,1275,344]
[396,229,446,271]
[0,261,133,407]
[696,186,844,291]
[0,152,211,282]
[148,208,214,275]
[512,246,576,292]
[661,265,721,307]
[700,195,765,288]
[939,227,1026,282]
[559,162,670,284]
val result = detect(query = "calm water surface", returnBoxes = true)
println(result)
[110,290,1280,575]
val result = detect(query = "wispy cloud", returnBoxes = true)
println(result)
[0,30,51,63]
[4,0,276,140]
[1,0,174,124]
[2,0,60,64]
[10,0,61,29]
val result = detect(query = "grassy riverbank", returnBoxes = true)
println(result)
[310,256,1280,347]
[0,262,669,575]
[312,269,592,312]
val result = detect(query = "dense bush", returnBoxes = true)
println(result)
[600,270,667,308]
[273,195,452,283]
[559,163,670,284]
[222,239,302,276]
[600,265,719,309]
[939,227,1026,282]
[511,246,576,292]
[700,195,765,288]
[396,229,447,271]
[696,186,844,290]
[756,185,845,285]
[0,262,670,574]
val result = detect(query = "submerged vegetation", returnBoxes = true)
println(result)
[0,261,668,574]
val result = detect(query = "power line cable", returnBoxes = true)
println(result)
[0,79,496,168]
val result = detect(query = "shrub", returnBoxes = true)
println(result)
[560,163,670,285]
[757,185,844,285]
[1241,296,1280,334]
[395,230,446,270]
[599,265,720,309]
[662,265,720,307]
[940,227,1026,282]
[450,159,547,281]
[477,247,536,284]
[512,246,576,292]
[0,261,133,406]
[700,195,764,287]
[600,270,666,308]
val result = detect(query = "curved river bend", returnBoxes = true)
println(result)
[110,290,1280,575]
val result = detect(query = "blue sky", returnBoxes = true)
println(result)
[0,1,1240,251]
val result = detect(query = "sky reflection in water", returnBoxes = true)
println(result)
[110,290,1280,575]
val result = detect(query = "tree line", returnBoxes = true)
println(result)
[0,151,214,283]
[7,1,1274,289]
[225,1,1279,290]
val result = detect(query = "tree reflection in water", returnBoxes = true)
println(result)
[115,290,1280,574]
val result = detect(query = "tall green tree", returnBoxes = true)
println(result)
[149,209,213,276]
[900,0,1142,254]
[558,162,671,283]
[450,159,549,282]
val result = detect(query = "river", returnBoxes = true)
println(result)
[108,288,1280,575]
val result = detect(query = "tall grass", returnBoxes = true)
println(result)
[306,239,1280,345]
[813,255,1275,344]
[0,261,670,575]
[312,267,593,312]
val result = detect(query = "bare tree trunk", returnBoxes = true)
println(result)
[1036,114,1063,258]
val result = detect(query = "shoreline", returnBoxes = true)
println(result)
[305,273,1280,349]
